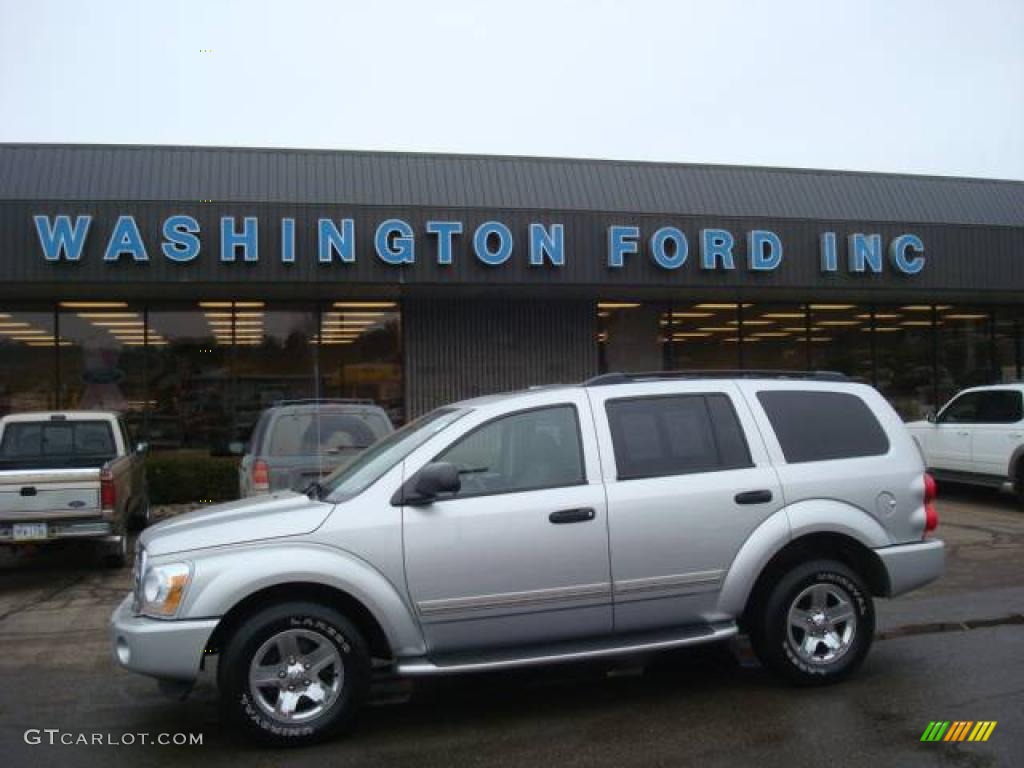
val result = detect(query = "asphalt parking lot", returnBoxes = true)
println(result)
[0,485,1021,768]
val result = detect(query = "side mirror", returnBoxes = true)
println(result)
[228,441,246,455]
[393,462,461,506]
[135,441,149,454]
[925,410,937,424]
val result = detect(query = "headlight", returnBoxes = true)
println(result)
[139,562,191,618]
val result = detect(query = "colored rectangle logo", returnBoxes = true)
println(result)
[921,721,996,742]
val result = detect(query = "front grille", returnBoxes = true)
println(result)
[131,544,147,614]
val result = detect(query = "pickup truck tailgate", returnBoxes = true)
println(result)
[0,469,101,520]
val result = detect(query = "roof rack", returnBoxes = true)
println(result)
[583,370,850,387]
[272,398,376,407]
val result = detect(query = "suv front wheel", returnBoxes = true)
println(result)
[750,559,874,685]
[219,601,371,745]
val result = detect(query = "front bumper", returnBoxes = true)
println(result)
[874,539,945,597]
[109,595,218,682]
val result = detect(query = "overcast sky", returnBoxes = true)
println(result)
[1,0,1022,179]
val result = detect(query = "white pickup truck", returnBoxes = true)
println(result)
[906,384,1024,500]
[0,411,149,566]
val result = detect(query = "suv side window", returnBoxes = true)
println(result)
[941,390,1022,424]
[605,394,752,480]
[757,390,889,463]
[938,392,984,424]
[436,405,585,498]
[978,391,1024,423]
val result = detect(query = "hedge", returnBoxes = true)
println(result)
[146,451,240,505]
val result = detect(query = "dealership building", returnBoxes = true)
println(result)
[1,143,1023,454]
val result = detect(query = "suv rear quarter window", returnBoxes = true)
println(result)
[757,389,889,463]
[605,393,753,480]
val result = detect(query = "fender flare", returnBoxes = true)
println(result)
[715,499,891,618]
[181,541,426,658]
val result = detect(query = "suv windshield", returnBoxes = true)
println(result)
[320,408,468,501]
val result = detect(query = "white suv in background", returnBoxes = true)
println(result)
[906,384,1024,499]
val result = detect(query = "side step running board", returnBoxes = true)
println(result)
[396,622,738,677]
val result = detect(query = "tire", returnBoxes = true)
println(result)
[218,601,371,746]
[101,534,128,568]
[126,497,151,532]
[750,559,874,686]
[1013,464,1024,505]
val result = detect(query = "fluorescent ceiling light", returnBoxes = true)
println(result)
[59,301,128,309]
[694,303,751,309]
[332,302,396,309]
[597,302,641,309]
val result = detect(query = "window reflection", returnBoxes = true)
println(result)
[874,305,934,419]
[741,303,807,370]
[809,304,872,382]
[598,302,666,373]
[937,306,993,405]
[317,302,403,425]
[231,304,318,446]
[147,305,232,453]
[58,302,148,436]
[665,303,740,369]
[0,308,57,414]
[994,307,1021,382]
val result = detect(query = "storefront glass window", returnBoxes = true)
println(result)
[146,304,233,454]
[937,305,995,405]
[740,303,808,370]
[0,306,57,414]
[874,304,935,419]
[57,301,148,436]
[317,301,404,425]
[809,304,872,383]
[994,307,1022,382]
[665,302,740,370]
[231,303,318,445]
[598,302,666,374]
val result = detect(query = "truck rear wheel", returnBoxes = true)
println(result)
[218,601,371,746]
[100,535,128,568]
[750,559,874,685]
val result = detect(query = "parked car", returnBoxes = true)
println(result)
[111,371,943,745]
[237,399,394,497]
[906,383,1024,499]
[0,411,149,566]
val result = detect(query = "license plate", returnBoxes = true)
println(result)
[13,522,48,541]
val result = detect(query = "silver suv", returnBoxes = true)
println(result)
[111,372,945,745]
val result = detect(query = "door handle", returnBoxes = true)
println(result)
[957,431,970,437]
[734,489,773,505]
[549,507,596,524]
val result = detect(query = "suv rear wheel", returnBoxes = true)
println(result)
[750,559,874,685]
[219,601,371,746]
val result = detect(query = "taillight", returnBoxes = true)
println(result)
[252,459,270,494]
[100,467,116,513]
[923,472,938,536]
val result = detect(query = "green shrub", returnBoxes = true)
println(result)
[146,451,240,505]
